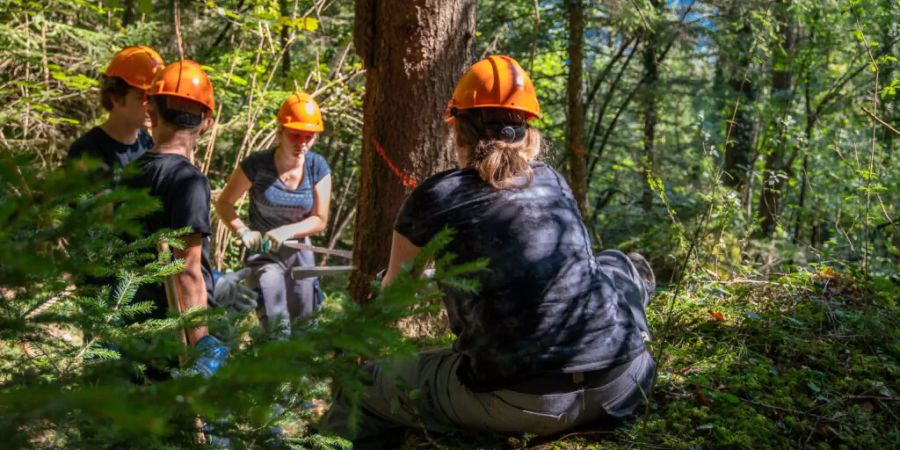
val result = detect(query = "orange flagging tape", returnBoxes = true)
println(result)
[372,137,418,188]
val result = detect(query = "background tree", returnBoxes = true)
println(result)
[566,0,588,216]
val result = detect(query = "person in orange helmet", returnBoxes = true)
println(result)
[122,60,221,355]
[216,92,332,338]
[68,45,163,176]
[320,55,657,447]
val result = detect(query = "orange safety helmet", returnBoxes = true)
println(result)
[445,55,541,123]
[146,60,215,112]
[104,45,164,90]
[277,92,324,133]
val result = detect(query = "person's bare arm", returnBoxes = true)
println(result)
[382,231,422,287]
[173,234,208,346]
[214,166,252,233]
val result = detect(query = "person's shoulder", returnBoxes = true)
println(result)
[410,167,476,200]
[173,157,208,183]
[530,160,558,176]
[67,127,104,159]
[530,161,570,185]
[306,151,330,168]
[245,148,274,162]
[421,167,473,187]
[240,148,273,169]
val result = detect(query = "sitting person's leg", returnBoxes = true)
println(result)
[320,349,641,448]
[284,246,317,319]
[319,349,464,448]
[247,254,291,337]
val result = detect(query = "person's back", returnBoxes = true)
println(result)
[321,55,657,448]
[125,151,215,318]
[396,161,646,389]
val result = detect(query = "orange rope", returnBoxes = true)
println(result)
[372,137,418,188]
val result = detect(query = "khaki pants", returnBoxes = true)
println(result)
[320,349,656,449]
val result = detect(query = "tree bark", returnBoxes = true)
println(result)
[349,0,476,303]
[122,0,135,26]
[639,0,662,212]
[565,0,587,217]
[758,0,795,236]
[720,3,757,195]
[280,0,292,83]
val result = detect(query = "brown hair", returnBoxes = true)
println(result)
[453,109,542,189]
[99,75,132,111]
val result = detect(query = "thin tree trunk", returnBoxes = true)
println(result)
[639,0,662,212]
[349,0,476,303]
[721,3,756,194]
[280,0,292,83]
[566,0,587,217]
[122,0,135,26]
[758,0,795,236]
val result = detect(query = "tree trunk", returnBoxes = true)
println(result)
[720,3,757,195]
[349,0,476,303]
[122,0,135,26]
[758,0,795,236]
[639,0,662,212]
[565,0,587,218]
[280,0,292,83]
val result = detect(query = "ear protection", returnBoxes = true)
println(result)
[496,124,526,143]
[453,108,528,143]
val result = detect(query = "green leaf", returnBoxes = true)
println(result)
[137,0,152,15]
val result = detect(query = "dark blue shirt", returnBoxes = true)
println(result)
[240,149,331,233]
[67,127,152,177]
[395,162,647,390]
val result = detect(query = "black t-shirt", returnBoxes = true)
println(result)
[395,162,646,390]
[67,127,152,177]
[123,152,216,319]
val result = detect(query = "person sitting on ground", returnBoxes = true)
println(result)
[215,92,332,338]
[319,55,657,449]
[123,60,221,357]
[68,45,163,178]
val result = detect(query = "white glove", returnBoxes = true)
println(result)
[263,224,298,252]
[238,226,266,253]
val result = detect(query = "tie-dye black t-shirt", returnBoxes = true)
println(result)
[395,162,647,391]
[240,149,331,233]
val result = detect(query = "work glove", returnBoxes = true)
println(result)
[238,226,267,253]
[192,335,229,378]
[212,268,258,313]
[263,224,298,253]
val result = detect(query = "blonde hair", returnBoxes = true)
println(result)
[453,110,542,189]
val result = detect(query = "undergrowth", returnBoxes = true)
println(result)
[381,268,898,450]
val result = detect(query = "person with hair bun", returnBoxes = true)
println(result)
[321,55,657,447]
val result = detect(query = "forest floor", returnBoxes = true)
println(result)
[300,268,899,449]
